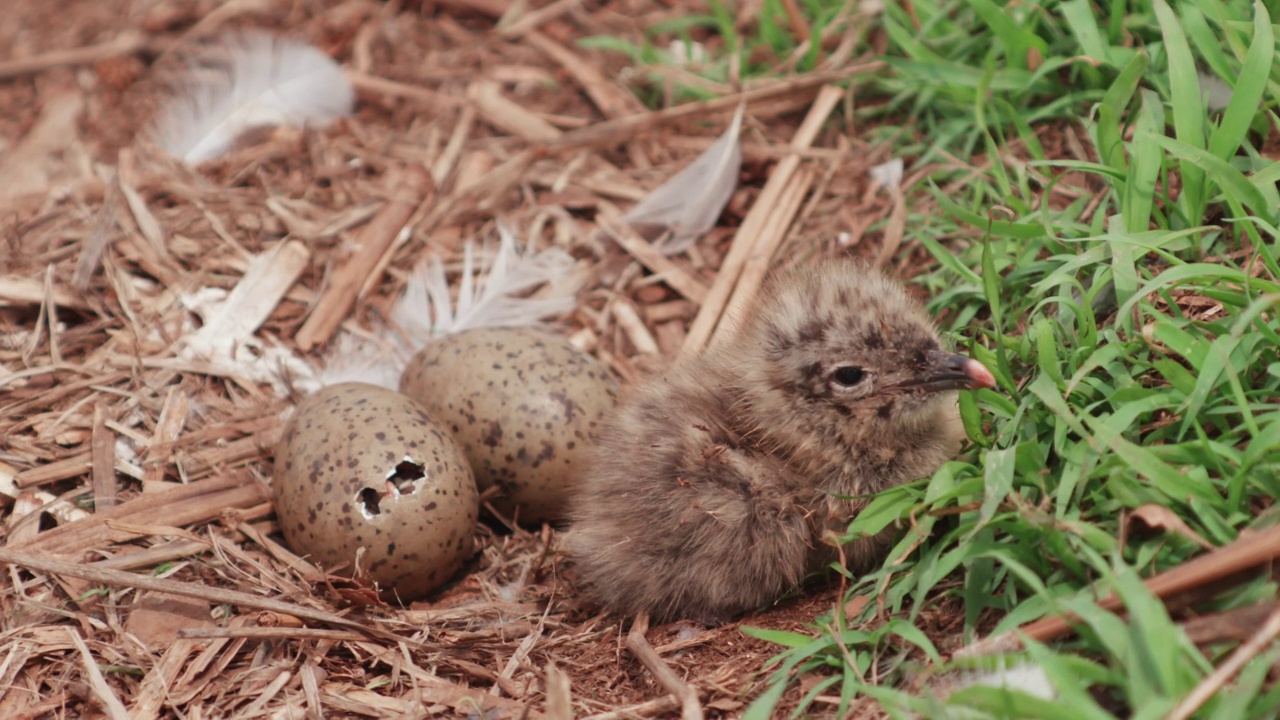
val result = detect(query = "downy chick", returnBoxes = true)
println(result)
[565,261,995,624]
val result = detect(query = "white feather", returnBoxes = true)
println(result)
[154,31,354,165]
[392,226,578,343]
[314,227,579,391]
[313,332,406,392]
[953,659,1056,701]
[870,157,905,190]
[623,103,744,254]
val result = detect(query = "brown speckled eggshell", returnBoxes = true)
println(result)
[272,382,478,602]
[399,327,618,525]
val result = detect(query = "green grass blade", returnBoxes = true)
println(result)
[1096,52,1149,172]
[1059,0,1108,63]
[1145,133,1275,225]
[1153,0,1207,225]
[1122,90,1164,236]
[1207,1,1274,161]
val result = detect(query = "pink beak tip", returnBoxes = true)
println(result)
[965,359,997,390]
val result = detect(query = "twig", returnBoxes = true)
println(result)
[67,627,130,720]
[469,81,562,142]
[433,0,509,19]
[710,166,814,345]
[446,657,525,697]
[41,264,61,364]
[581,696,682,720]
[0,275,92,311]
[132,639,201,720]
[1165,605,1280,720]
[611,300,660,355]
[432,104,477,186]
[681,84,843,358]
[11,473,268,555]
[296,165,433,351]
[959,521,1280,656]
[426,150,535,228]
[545,65,882,155]
[177,627,365,641]
[524,30,642,119]
[596,206,709,305]
[90,539,211,571]
[346,70,465,109]
[498,0,582,38]
[626,612,703,720]
[544,661,573,720]
[1182,600,1280,645]
[90,403,117,509]
[778,0,813,44]
[0,31,146,80]
[142,388,190,485]
[118,149,169,265]
[873,182,907,268]
[0,547,395,640]
[72,171,120,291]
[492,611,547,697]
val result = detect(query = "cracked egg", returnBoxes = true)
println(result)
[272,382,478,602]
[400,327,618,525]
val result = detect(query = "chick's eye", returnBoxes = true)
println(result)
[831,366,865,387]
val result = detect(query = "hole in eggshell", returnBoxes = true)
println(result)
[356,487,383,517]
[355,458,427,520]
[387,459,425,495]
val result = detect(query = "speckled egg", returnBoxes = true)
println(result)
[399,327,618,525]
[272,382,478,602]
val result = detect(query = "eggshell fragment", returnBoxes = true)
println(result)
[400,327,618,525]
[273,382,478,602]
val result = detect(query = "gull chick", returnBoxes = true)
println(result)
[566,261,996,624]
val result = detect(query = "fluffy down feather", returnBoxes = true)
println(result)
[153,31,354,165]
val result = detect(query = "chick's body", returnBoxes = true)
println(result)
[566,262,994,624]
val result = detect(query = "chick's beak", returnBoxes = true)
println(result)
[909,351,997,392]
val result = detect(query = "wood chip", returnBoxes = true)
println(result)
[596,207,709,305]
[66,627,130,720]
[626,612,703,720]
[0,275,92,311]
[0,31,147,80]
[125,592,216,646]
[469,80,562,142]
[10,473,268,556]
[611,299,659,355]
[187,240,311,349]
[0,547,392,639]
[682,84,843,358]
[524,30,643,119]
[712,166,815,342]
[296,166,433,351]
[545,661,572,720]
[546,65,881,154]
[90,403,117,509]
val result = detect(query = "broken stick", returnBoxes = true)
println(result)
[626,612,703,720]
[680,83,843,359]
[296,166,433,351]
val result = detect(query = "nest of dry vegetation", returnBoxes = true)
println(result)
[0,1,962,717]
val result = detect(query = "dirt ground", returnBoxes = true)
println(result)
[0,0,976,717]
